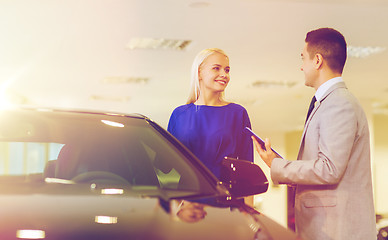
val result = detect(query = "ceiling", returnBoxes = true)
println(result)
[1,0,388,133]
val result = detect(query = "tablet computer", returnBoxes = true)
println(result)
[245,127,283,159]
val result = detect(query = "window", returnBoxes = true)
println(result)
[0,142,64,175]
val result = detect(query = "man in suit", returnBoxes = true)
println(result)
[253,28,376,240]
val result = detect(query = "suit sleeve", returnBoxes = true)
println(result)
[271,93,359,185]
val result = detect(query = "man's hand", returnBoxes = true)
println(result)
[251,136,276,168]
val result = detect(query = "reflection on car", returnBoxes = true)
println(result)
[377,214,388,240]
[0,107,300,240]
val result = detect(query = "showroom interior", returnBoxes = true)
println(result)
[1,0,388,230]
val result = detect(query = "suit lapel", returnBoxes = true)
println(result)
[297,82,347,159]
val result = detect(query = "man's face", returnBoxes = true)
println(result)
[300,43,318,88]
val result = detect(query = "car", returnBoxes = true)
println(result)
[0,107,300,240]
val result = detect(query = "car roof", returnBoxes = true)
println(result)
[0,105,147,119]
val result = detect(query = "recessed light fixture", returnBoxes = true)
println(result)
[90,95,130,102]
[347,45,386,58]
[126,38,192,51]
[251,80,297,88]
[372,101,388,114]
[102,76,149,84]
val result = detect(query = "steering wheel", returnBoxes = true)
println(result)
[71,171,130,185]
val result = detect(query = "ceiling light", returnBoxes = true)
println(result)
[251,80,297,88]
[90,95,130,102]
[126,38,192,51]
[102,76,149,84]
[189,2,211,8]
[372,101,388,115]
[347,45,386,58]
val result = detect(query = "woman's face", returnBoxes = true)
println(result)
[198,52,230,94]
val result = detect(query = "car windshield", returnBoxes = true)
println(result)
[0,108,217,198]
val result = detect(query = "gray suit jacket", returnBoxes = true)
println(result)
[271,82,376,240]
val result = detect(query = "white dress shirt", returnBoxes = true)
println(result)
[315,77,344,102]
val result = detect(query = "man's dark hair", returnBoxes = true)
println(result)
[305,28,347,74]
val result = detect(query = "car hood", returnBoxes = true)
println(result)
[0,183,296,240]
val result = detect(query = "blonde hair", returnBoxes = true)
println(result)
[186,48,228,104]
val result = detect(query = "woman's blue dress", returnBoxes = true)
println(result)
[167,103,253,179]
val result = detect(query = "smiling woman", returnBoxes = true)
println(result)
[167,48,255,206]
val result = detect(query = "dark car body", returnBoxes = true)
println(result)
[377,214,388,240]
[0,107,299,240]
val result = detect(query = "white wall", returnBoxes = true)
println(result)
[374,114,388,214]
[250,128,288,227]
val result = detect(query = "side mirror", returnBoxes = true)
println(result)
[220,157,269,198]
